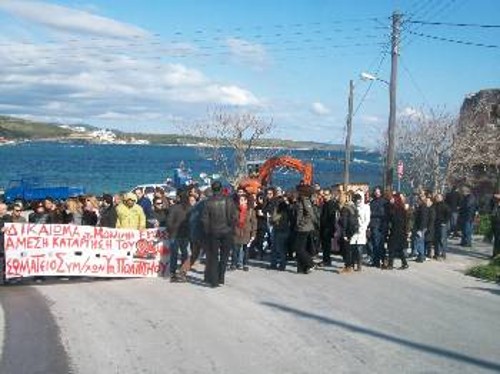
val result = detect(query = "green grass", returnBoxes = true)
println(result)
[466,256,500,282]
[0,116,72,139]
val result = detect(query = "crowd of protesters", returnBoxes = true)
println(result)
[1,180,500,287]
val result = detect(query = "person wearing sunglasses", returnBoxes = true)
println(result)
[10,203,26,223]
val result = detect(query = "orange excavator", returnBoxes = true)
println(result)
[239,156,313,194]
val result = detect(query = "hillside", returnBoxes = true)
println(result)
[0,116,73,139]
[0,115,349,150]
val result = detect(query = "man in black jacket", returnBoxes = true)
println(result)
[434,193,450,259]
[318,189,338,267]
[99,194,118,228]
[413,195,431,262]
[369,187,389,268]
[201,181,237,287]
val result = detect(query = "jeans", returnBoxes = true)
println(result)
[449,212,459,235]
[352,244,364,266]
[461,219,473,246]
[435,224,448,257]
[414,232,426,259]
[371,229,386,266]
[270,230,289,270]
[169,238,190,275]
[231,244,248,268]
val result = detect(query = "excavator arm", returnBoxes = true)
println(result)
[239,156,313,193]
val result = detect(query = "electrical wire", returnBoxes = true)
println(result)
[407,30,499,49]
[352,47,389,118]
[406,20,500,28]
[399,57,429,106]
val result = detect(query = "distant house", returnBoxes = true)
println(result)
[449,89,500,195]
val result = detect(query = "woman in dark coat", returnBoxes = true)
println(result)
[387,193,409,270]
[424,195,436,258]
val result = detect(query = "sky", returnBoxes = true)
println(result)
[0,0,498,146]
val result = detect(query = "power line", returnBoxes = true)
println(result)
[407,30,499,49]
[399,57,429,106]
[401,0,463,47]
[406,20,500,28]
[352,47,389,117]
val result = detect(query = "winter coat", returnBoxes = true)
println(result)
[413,204,430,233]
[188,200,206,242]
[339,204,357,240]
[434,201,451,226]
[29,212,49,224]
[350,197,371,246]
[234,206,257,245]
[82,209,99,226]
[166,203,191,239]
[459,193,477,222]
[425,205,436,243]
[115,203,146,230]
[271,200,291,233]
[99,206,118,228]
[255,202,268,230]
[0,214,12,255]
[295,197,316,233]
[137,196,154,219]
[369,197,389,233]
[445,190,461,212]
[388,205,408,252]
[151,207,168,228]
[320,199,338,237]
[201,195,237,236]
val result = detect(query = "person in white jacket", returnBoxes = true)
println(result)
[350,190,371,271]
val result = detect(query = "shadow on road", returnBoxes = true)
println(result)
[465,287,500,296]
[448,245,491,260]
[261,301,500,372]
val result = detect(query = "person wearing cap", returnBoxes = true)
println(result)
[201,181,237,287]
[490,193,500,258]
[116,193,146,230]
[99,194,118,228]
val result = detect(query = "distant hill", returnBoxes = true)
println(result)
[0,115,353,150]
[0,116,72,139]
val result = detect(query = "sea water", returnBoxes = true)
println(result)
[0,142,383,194]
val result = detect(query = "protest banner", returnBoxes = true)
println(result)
[3,223,170,279]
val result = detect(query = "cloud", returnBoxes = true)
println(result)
[0,1,264,133]
[399,106,425,119]
[0,0,148,39]
[310,102,331,116]
[226,38,269,68]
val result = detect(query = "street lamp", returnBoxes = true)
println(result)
[360,71,396,191]
[360,72,389,86]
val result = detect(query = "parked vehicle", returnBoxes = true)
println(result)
[2,178,85,204]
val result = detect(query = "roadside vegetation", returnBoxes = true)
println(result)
[466,256,500,283]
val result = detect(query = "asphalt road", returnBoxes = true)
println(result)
[1,237,499,374]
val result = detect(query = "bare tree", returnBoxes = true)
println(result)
[184,107,275,185]
[448,96,500,192]
[393,108,456,192]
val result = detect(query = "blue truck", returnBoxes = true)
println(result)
[2,178,86,204]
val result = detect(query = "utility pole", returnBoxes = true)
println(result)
[344,79,354,190]
[385,11,401,192]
